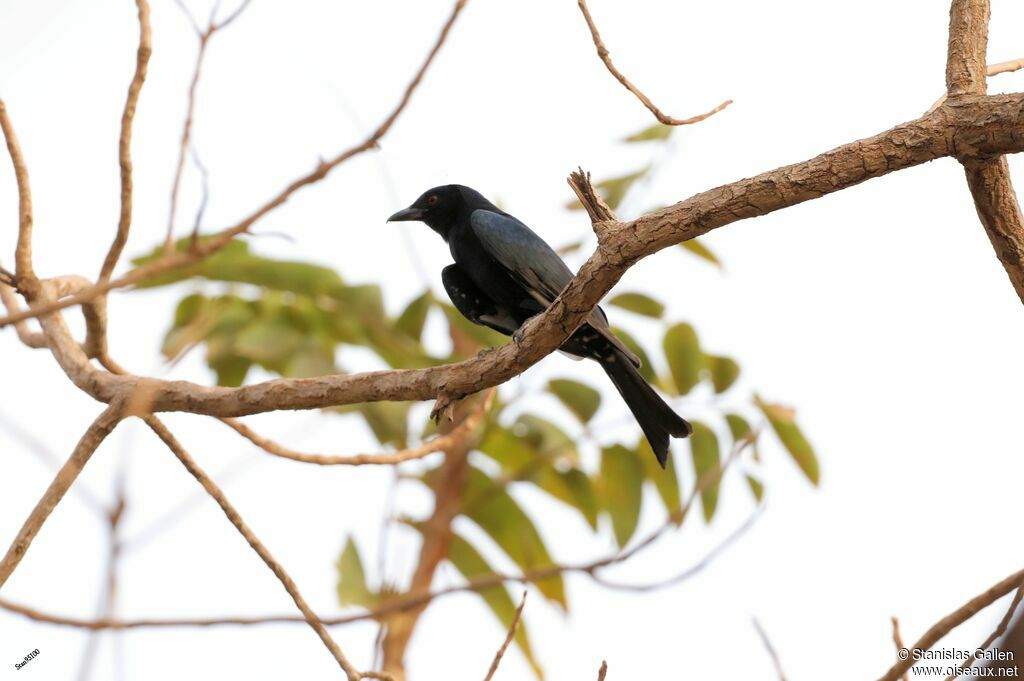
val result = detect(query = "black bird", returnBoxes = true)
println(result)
[388,185,692,467]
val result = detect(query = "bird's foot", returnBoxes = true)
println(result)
[476,347,495,359]
[512,326,526,346]
[430,393,458,424]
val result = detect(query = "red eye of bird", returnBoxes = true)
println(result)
[427,195,438,206]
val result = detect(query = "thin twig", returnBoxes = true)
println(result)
[99,0,152,283]
[596,660,608,681]
[753,617,787,681]
[575,0,731,126]
[0,0,468,329]
[878,568,1024,681]
[220,389,493,465]
[164,0,253,253]
[891,616,909,681]
[946,579,1024,680]
[590,510,759,592]
[0,434,753,631]
[188,144,210,243]
[0,403,124,590]
[482,591,527,681]
[0,98,35,287]
[143,415,362,680]
[76,476,126,681]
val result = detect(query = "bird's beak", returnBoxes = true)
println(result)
[387,207,424,223]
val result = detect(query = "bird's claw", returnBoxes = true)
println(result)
[430,393,457,424]
[476,347,495,359]
[512,327,526,346]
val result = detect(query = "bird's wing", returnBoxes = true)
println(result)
[470,209,641,367]
[441,264,519,335]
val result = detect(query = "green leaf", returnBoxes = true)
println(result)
[460,465,566,609]
[395,291,433,340]
[556,239,585,256]
[478,424,539,471]
[599,445,645,547]
[358,401,411,448]
[608,292,665,319]
[610,326,656,382]
[132,235,347,297]
[638,437,682,520]
[690,421,721,522]
[479,426,598,528]
[755,396,820,485]
[596,167,649,209]
[512,414,579,465]
[445,534,544,679]
[553,468,599,530]
[285,344,336,378]
[663,322,702,394]
[564,167,649,211]
[234,316,305,364]
[335,536,376,608]
[210,354,251,387]
[745,474,765,503]
[624,123,673,143]
[547,378,601,424]
[725,413,752,441]
[706,354,740,393]
[679,239,722,268]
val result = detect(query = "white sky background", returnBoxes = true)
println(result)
[1,1,1023,679]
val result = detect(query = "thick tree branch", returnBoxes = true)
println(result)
[877,568,1024,681]
[963,158,1024,302]
[575,0,731,126]
[0,403,124,590]
[143,415,364,680]
[946,0,990,97]
[99,0,152,283]
[11,94,1024,422]
[944,0,1024,304]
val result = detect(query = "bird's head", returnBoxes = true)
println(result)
[387,185,491,239]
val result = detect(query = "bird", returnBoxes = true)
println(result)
[388,184,692,467]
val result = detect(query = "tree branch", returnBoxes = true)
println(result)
[877,568,1024,681]
[482,591,527,681]
[0,403,124,590]
[99,0,152,283]
[944,0,1024,304]
[0,98,36,291]
[962,157,1024,303]
[164,0,254,253]
[143,415,364,680]
[946,0,990,97]
[0,0,469,331]
[5,92,1023,426]
[0,434,750,631]
[575,0,731,126]
[220,389,493,465]
[946,577,1024,680]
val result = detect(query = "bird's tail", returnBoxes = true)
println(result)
[601,348,692,468]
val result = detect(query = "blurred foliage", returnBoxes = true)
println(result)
[137,121,820,679]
